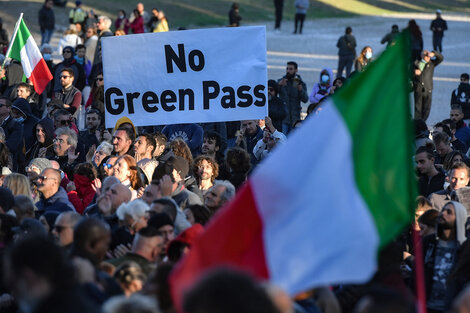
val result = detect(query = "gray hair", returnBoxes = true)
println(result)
[116,199,149,221]
[54,127,78,148]
[103,294,160,313]
[97,141,113,155]
[214,180,236,203]
[98,16,112,29]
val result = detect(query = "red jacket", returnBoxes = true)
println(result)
[67,174,96,214]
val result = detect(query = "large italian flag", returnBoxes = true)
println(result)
[170,32,416,308]
[6,17,52,95]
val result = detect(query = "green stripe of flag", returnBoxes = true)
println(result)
[333,31,416,247]
[8,19,31,62]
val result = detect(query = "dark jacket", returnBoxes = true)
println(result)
[413,51,444,93]
[12,98,39,149]
[268,96,287,132]
[38,5,55,31]
[1,115,23,171]
[93,29,113,65]
[278,74,308,126]
[36,187,75,213]
[430,17,447,37]
[52,84,82,115]
[418,169,445,197]
[336,34,356,57]
[451,83,470,118]
[26,117,55,165]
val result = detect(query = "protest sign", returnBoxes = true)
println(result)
[102,26,267,128]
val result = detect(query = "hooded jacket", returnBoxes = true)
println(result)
[12,98,39,149]
[26,117,55,165]
[309,68,333,104]
[451,82,470,118]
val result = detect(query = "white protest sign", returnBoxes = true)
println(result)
[102,26,267,128]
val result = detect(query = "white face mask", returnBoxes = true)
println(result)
[321,74,329,83]
[43,53,51,61]
[365,51,372,59]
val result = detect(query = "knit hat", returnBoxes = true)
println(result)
[148,212,174,230]
[268,79,279,94]
[29,158,52,173]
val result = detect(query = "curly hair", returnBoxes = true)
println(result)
[169,138,193,166]
[225,147,251,173]
[193,155,219,182]
[116,155,144,190]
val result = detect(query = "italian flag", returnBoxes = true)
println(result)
[170,32,416,308]
[6,16,52,95]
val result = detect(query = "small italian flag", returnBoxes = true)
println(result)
[6,16,52,95]
[170,32,416,309]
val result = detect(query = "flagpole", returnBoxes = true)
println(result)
[1,13,24,70]
[412,227,427,313]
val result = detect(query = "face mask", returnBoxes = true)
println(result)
[321,75,329,83]
[43,53,51,61]
[119,15,124,19]
[14,117,25,123]
[74,56,84,64]
[365,51,372,59]
[268,94,273,101]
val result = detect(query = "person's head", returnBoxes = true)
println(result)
[113,155,143,189]
[418,209,439,237]
[12,195,36,223]
[136,2,144,13]
[113,127,134,156]
[94,142,113,166]
[86,26,97,39]
[117,9,126,18]
[147,212,175,249]
[97,16,112,31]
[169,138,193,166]
[104,182,132,213]
[184,204,211,225]
[131,226,164,263]
[53,127,77,157]
[95,72,104,88]
[433,122,452,138]
[85,108,101,131]
[345,26,352,35]
[460,73,469,84]
[450,163,470,191]
[116,199,149,235]
[267,80,279,99]
[0,96,12,119]
[193,155,219,183]
[451,104,465,123]
[75,44,86,59]
[421,50,432,63]
[286,61,298,78]
[225,147,251,174]
[391,24,399,32]
[241,120,258,136]
[361,46,373,60]
[113,262,146,297]
[73,217,111,265]
[26,158,52,181]
[436,9,442,17]
[202,131,222,157]
[167,156,189,183]
[52,211,82,247]
[443,151,465,172]
[36,168,61,199]
[134,133,155,159]
[153,132,167,158]
[415,144,435,176]
[183,268,281,313]
[4,236,75,310]
[102,155,118,177]
[149,198,178,222]
[16,82,32,100]
[45,0,53,8]
[53,109,72,129]
[62,46,74,60]
[3,173,32,198]
[204,181,235,212]
[60,68,75,89]
[433,131,452,158]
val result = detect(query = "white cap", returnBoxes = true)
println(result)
[436,9,442,14]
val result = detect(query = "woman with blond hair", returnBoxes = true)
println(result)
[3,173,33,199]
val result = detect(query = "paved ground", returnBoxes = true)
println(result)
[4,10,470,127]
[264,14,470,126]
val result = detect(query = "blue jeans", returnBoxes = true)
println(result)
[41,28,54,46]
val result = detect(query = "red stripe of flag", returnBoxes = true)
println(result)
[29,58,52,95]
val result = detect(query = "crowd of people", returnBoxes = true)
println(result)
[0,2,469,313]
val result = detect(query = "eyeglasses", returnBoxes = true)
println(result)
[53,225,72,233]
[38,175,57,181]
[103,163,114,169]
[25,166,40,172]
[96,77,103,81]
[63,51,72,54]
[53,137,65,143]
[58,120,71,126]
[268,87,275,92]
[60,75,71,79]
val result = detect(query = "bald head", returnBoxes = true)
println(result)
[50,160,60,170]
[108,183,132,210]
[73,217,111,265]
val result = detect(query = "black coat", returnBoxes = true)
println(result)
[413,51,443,93]
[38,5,55,31]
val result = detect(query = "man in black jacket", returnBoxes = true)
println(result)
[0,96,23,171]
[416,144,445,197]
[267,79,287,132]
[413,50,443,121]
[451,73,470,119]
[38,0,55,45]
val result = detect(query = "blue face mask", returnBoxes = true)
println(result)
[365,51,372,59]
[321,74,329,83]
[15,117,25,123]
[43,53,51,61]
[74,56,84,64]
